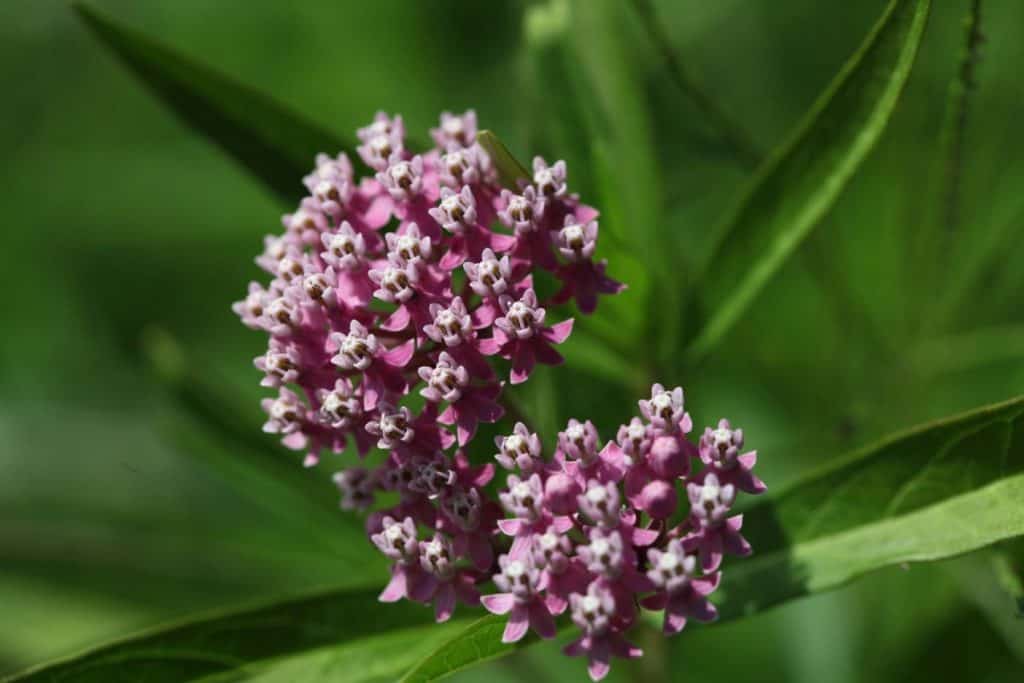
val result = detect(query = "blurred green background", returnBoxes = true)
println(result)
[1,0,1022,680]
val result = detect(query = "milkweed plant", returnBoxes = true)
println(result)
[233,111,765,680]
[27,1,1024,682]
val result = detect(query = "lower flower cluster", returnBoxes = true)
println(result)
[366,384,765,681]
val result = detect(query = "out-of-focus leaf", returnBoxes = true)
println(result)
[911,325,1024,377]
[991,545,1024,618]
[947,547,1024,661]
[719,394,1024,618]
[567,0,660,354]
[477,130,530,188]
[73,3,349,204]
[142,328,356,555]
[628,0,761,167]
[688,0,931,359]
[915,0,984,320]
[4,587,443,683]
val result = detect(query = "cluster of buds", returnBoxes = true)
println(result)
[235,111,765,681]
[234,109,623,468]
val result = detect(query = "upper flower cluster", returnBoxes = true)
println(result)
[234,110,623,468]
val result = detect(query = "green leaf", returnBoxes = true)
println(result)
[687,0,931,359]
[398,616,534,683]
[73,3,350,204]
[141,328,356,555]
[476,130,530,188]
[3,587,443,683]
[719,394,1024,618]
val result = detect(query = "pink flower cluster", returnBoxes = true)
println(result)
[233,109,622,468]
[234,110,765,681]
[478,388,764,679]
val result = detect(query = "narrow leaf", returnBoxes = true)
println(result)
[73,3,350,204]
[477,130,531,188]
[628,0,761,166]
[142,328,346,533]
[688,0,931,359]
[4,587,441,683]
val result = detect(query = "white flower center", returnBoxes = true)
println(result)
[586,487,607,504]
[581,596,600,613]
[506,561,525,578]
[652,393,673,411]
[505,434,525,452]
[590,538,610,556]
[701,483,720,504]
[658,552,680,571]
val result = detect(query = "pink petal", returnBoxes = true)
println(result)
[551,516,574,533]
[497,518,523,535]
[575,205,599,223]
[380,339,415,367]
[468,534,493,571]
[282,432,307,450]
[543,318,574,344]
[434,583,456,623]
[440,246,466,271]
[510,346,536,384]
[380,305,412,333]
[663,607,687,635]
[631,526,660,547]
[563,636,588,657]
[502,605,530,643]
[587,640,611,681]
[476,335,504,357]
[528,601,557,639]
[364,195,394,228]
[481,592,515,615]
[471,462,495,488]
[533,340,564,366]
[545,592,568,616]
[378,568,407,603]
[489,232,517,252]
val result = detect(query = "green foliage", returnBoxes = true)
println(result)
[73,2,351,204]
[720,395,1024,618]
[3,587,441,683]
[688,0,931,359]
[4,0,1024,680]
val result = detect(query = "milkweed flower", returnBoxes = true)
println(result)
[234,109,763,681]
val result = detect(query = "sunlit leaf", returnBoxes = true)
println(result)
[688,0,931,359]
[720,394,1024,618]
[73,3,350,204]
